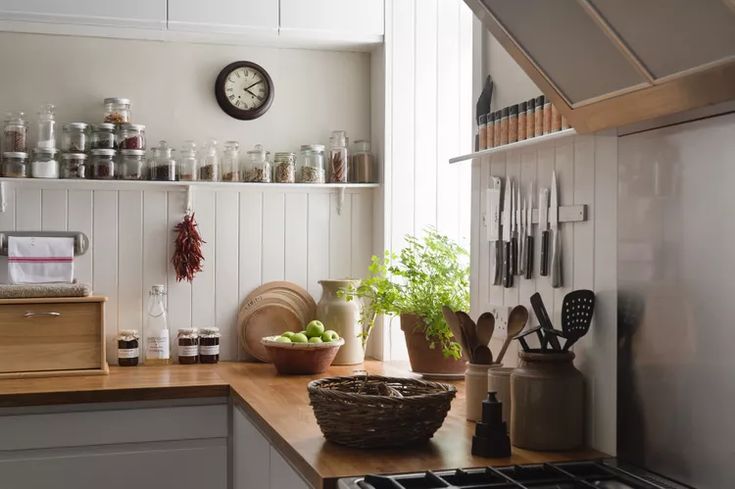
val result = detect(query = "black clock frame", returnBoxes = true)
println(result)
[214,61,274,121]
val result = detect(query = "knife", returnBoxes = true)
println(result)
[502,176,513,288]
[550,171,563,288]
[518,185,526,277]
[511,180,519,276]
[525,182,534,280]
[539,187,550,276]
[487,177,503,286]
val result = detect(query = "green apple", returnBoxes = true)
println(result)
[321,330,340,342]
[274,336,292,343]
[291,332,309,343]
[305,320,325,338]
[281,331,296,339]
[308,336,323,344]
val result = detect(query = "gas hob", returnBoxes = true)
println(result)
[337,460,691,489]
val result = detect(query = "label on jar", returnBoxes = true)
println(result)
[145,331,170,360]
[199,344,220,356]
[118,347,139,359]
[178,344,198,357]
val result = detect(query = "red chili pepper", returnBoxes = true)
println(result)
[171,213,205,282]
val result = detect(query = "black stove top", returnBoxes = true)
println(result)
[347,460,691,489]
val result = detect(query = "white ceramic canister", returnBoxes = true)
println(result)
[488,366,514,428]
[316,279,363,365]
[465,362,501,421]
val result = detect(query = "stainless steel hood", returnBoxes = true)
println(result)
[466,0,735,132]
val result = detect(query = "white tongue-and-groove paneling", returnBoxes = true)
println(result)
[0,183,374,364]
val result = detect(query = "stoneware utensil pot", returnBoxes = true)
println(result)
[316,279,363,365]
[510,351,584,450]
[488,366,513,428]
[401,313,467,376]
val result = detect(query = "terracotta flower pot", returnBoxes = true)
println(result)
[400,313,467,375]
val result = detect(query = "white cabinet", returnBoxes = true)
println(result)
[279,0,384,43]
[167,0,278,36]
[0,0,166,29]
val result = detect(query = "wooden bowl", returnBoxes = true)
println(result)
[261,336,345,375]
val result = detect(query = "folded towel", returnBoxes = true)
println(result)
[8,236,74,284]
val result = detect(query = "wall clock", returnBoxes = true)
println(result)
[215,61,274,120]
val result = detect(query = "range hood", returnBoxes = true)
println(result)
[466,0,735,132]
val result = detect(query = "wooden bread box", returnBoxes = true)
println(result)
[0,296,108,379]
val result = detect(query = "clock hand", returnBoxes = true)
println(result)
[245,88,264,101]
[244,80,264,91]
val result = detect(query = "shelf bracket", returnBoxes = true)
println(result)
[0,181,5,213]
[185,185,194,215]
[337,186,346,215]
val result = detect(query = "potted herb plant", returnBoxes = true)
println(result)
[340,228,470,375]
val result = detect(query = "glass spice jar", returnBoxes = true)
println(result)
[104,97,131,124]
[299,144,326,183]
[118,149,146,180]
[177,328,199,364]
[518,101,527,141]
[91,123,116,150]
[31,148,58,178]
[543,98,552,135]
[245,144,271,183]
[199,139,219,181]
[2,152,28,178]
[328,130,349,183]
[534,96,544,137]
[178,140,198,181]
[221,141,240,182]
[90,148,116,180]
[551,104,562,132]
[273,152,296,183]
[3,112,27,153]
[526,98,536,139]
[117,329,140,367]
[152,141,176,181]
[117,123,146,150]
[61,122,88,153]
[60,153,88,179]
[198,327,220,364]
[478,114,487,151]
[508,105,518,144]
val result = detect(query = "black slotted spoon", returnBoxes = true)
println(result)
[560,289,595,350]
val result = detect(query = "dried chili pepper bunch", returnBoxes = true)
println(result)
[172,212,205,282]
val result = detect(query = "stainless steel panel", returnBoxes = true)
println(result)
[618,112,735,489]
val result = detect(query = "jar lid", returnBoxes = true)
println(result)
[105,97,130,105]
[61,152,87,160]
[119,123,145,131]
[177,328,199,338]
[64,122,88,130]
[120,149,146,156]
[117,329,139,340]
[3,151,27,158]
[92,123,116,131]
[301,144,325,152]
[91,148,116,156]
[199,327,220,337]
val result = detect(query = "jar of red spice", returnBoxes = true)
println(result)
[117,124,146,150]
[198,327,220,364]
[177,328,199,364]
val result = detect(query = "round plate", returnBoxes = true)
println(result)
[244,304,303,362]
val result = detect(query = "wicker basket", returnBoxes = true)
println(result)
[307,375,457,448]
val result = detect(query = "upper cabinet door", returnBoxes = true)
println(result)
[168,0,278,34]
[0,0,166,29]
[279,0,384,44]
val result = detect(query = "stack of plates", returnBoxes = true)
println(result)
[238,281,317,362]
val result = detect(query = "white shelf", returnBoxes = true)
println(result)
[449,129,577,164]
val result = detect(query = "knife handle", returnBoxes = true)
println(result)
[540,230,550,276]
[494,242,503,285]
[551,230,563,288]
[503,241,513,288]
[525,236,534,280]
[511,236,518,276]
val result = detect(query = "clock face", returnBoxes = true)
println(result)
[215,61,274,120]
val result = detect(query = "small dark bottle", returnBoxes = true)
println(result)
[117,329,140,367]
[198,327,220,364]
[177,328,199,364]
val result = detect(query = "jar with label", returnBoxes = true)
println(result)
[2,152,28,178]
[199,139,219,181]
[198,327,220,364]
[273,152,296,183]
[245,144,270,182]
[60,153,88,179]
[299,144,325,183]
[31,148,58,178]
[350,140,375,183]
[118,124,146,150]
[61,122,88,152]
[36,104,56,150]
[91,123,116,150]
[90,148,116,180]
[152,141,176,181]
[177,328,199,364]
[104,97,131,124]
[117,329,140,367]
[118,149,146,180]
[178,140,198,181]
[3,112,27,153]
[328,130,349,183]
[221,141,240,182]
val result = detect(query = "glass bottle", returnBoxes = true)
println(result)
[299,144,325,183]
[328,130,349,183]
[221,141,240,182]
[199,139,219,181]
[178,140,198,181]
[36,104,56,150]
[152,140,176,181]
[3,112,27,153]
[144,284,170,365]
[245,144,270,182]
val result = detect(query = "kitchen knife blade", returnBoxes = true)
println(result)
[502,176,513,288]
[539,187,550,276]
[550,171,563,288]
[511,179,519,276]
[525,182,534,280]
[488,176,503,286]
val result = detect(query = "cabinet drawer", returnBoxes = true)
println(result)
[0,301,103,374]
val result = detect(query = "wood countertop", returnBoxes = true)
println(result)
[0,361,606,488]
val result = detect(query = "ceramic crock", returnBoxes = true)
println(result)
[316,279,363,365]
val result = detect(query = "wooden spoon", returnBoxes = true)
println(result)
[476,312,495,346]
[472,345,493,365]
[497,305,529,364]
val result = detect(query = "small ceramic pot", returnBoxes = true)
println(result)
[488,366,513,428]
[466,362,501,421]
[510,351,585,450]
[316,279,363,365]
